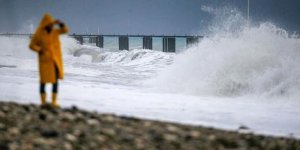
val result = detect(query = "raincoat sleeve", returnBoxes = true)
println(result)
[57,22,69,34]
[29,35,42,52]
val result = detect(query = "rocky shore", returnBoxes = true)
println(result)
[0,102,299,150]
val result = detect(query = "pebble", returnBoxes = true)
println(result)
[0,123,5,129]
[63,142,73,150]
[103,115,115,122]
[166,125,180,132]
[34,138,56,145]
[189,130,201,138]
[65,134,77,142]
[208,135,216,141]
[102,128,116,137]
[143,121,152,127]
[95,135,107,142]
[135,138,145,149]
[164,133,177,141]
[87,119,99,126]
[75,112,84,120]
[8,142,18,150]
[73,129,82,137]
[8,127,20,136]
[24,115,32,122]
[0,111,5,118]
[123,126,134,133]
[2,106,9,113]
[60,112,76,121]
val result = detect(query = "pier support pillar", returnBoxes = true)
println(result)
[96,36,104,48]
[163,37,176,52]
[143,36,152,50]
[88,37,93,43]
[119,36,129,50]
[186,37,200,47]
[74,36,84,45]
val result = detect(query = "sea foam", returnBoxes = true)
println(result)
[152,7,300,99]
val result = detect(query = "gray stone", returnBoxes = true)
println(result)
[8,127,20,136]
[34,138,56,146]
[63,142,73,150]
[166,125,180,132]
[66,134,77,142]
[102,128,116,137]
[0,111,5,118]
[60,112,76,121]
[189,130,201,138]
[163,133,177,141]
[95,135,107,143]
[0,123,5,129]
[87,119,99,126]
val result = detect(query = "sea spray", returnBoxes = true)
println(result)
[152,8,300,99]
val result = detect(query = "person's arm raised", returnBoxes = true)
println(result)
[55,20,69,34]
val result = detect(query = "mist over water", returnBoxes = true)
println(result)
[152,7,300,99]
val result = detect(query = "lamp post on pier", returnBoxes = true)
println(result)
[247,0,250,26]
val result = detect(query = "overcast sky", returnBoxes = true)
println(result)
[0,0,299,35]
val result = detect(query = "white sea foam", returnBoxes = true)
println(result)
[152,8,300,99]
[0,35,172,66]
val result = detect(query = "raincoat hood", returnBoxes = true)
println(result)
[34,13,55,35]
[40,13,54,28]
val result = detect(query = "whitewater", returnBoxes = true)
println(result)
[1,10,300,137]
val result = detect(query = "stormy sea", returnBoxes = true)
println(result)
[1,8,300,138]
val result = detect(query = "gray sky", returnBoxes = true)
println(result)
[0,0,299,35]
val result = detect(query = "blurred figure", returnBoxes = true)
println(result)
[29,13,68,108]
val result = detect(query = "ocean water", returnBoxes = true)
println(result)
[0,7,300,138]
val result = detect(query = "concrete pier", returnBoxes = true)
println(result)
[0,33,203,52]
[119,36,129,50]
[143,36,152,50]
[163,37,176,52]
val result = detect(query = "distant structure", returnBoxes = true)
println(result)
[72,34,203,52]
[0,33,203,52]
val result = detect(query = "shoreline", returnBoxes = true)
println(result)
[0,101,299,149]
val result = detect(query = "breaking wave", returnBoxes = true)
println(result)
[62,39,173,67]
[69,47,173,66]
[152,7,300,99]
[0,35,173,69]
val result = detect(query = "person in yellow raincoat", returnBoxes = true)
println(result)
[29,13,68,107]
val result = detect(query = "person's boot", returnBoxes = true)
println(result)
[51,93,60,108]
[40,93,47,107]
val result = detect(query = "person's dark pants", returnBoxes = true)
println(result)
[40,66,59,94]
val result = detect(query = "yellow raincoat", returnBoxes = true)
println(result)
[29,14,68,83]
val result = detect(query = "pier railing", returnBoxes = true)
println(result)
[0,33,203,52]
